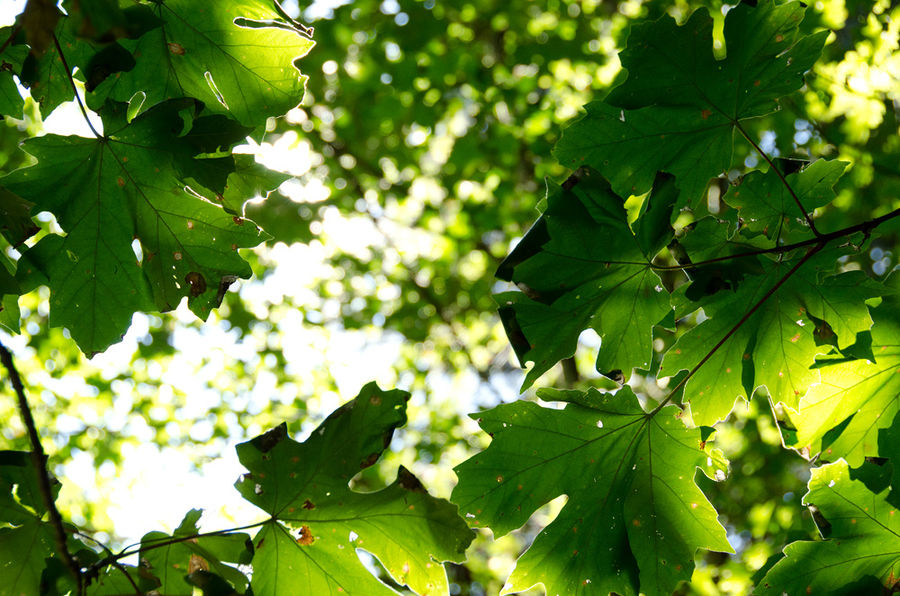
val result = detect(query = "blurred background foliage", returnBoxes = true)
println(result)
[1,0,899,594]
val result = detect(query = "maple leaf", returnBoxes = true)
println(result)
[235,383,474,596]
[0,27,27,118]
[786,276,900,465]
[90,0,314,129]
[497,168,674,389]
[5,99,266,355]
[662,242,880,426]
[757,460,900,595]
[724,159,848,241]
[452,386,732,596]
[555,0,828,210]
[137,509,252,595]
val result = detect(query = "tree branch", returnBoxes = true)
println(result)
[86,519,268,577]
[52,32,101,139]
[648,243,823,416]
[0,338,83,593]
[582,204,900,272]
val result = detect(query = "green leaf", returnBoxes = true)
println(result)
[786,278,900,465]
[90,0,314,129]
[451,386,732,596]
[724,159,848,241]
[0,27,27,119]
[18,20,93,119]
[0,451,59,525]
[236,382,474,596]
[0,452,61,596]
[0,186,38,248]
[249,520,394,596]
[191,154,291,216]
[555,0,828,209]
[219,155,291,215]
[3,99,266,355]
[0,294,19,334]
[0,518,55,596]
[85,565,143,596]
[138,509,251,595]
[496,169,673,388]
[757,460,900,595]
[662,246,880,425]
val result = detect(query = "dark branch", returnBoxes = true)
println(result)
[86,519,268,577]
[589,204,900,272]
[0,338,83,593]
[648,244,824,416]
[52,32,101,139]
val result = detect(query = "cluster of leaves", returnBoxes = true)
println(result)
[0,0,312,355]
[2,1,900,595]
[487,1,900,593]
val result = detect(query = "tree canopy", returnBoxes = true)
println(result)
[2,0,900,595]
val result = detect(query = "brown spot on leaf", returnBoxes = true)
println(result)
[302,499,315,510]
[185,272,207,297]
[168,42,185,55]
[188,554,208,573]
[233,216,244,225]
[297,525,315,545]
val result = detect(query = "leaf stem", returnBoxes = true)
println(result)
[85,519,268,577]
[735,120,821,238]
[74,531,141,595]
[648,243,824,417]
[51,32,101,139]
[0,338,84,594]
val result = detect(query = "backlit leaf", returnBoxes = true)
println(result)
[452,387,731,596]
[91,0,314,129]
[496,168,674,388]
[757,460,900,595]
[786,277,900,465]
[4,100,266,355]
[236,383,474,596]
[662,246,879,425]
[555,0,827,209]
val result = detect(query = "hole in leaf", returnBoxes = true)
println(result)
[204,71,229,109]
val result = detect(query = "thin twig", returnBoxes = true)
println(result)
[86,519,268,576]
[576,204,900,272]
[0,338,83,594]
[735,121,821,238]
[647,244,823,417]
[73,531,141,595]
[51,32,101,139]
